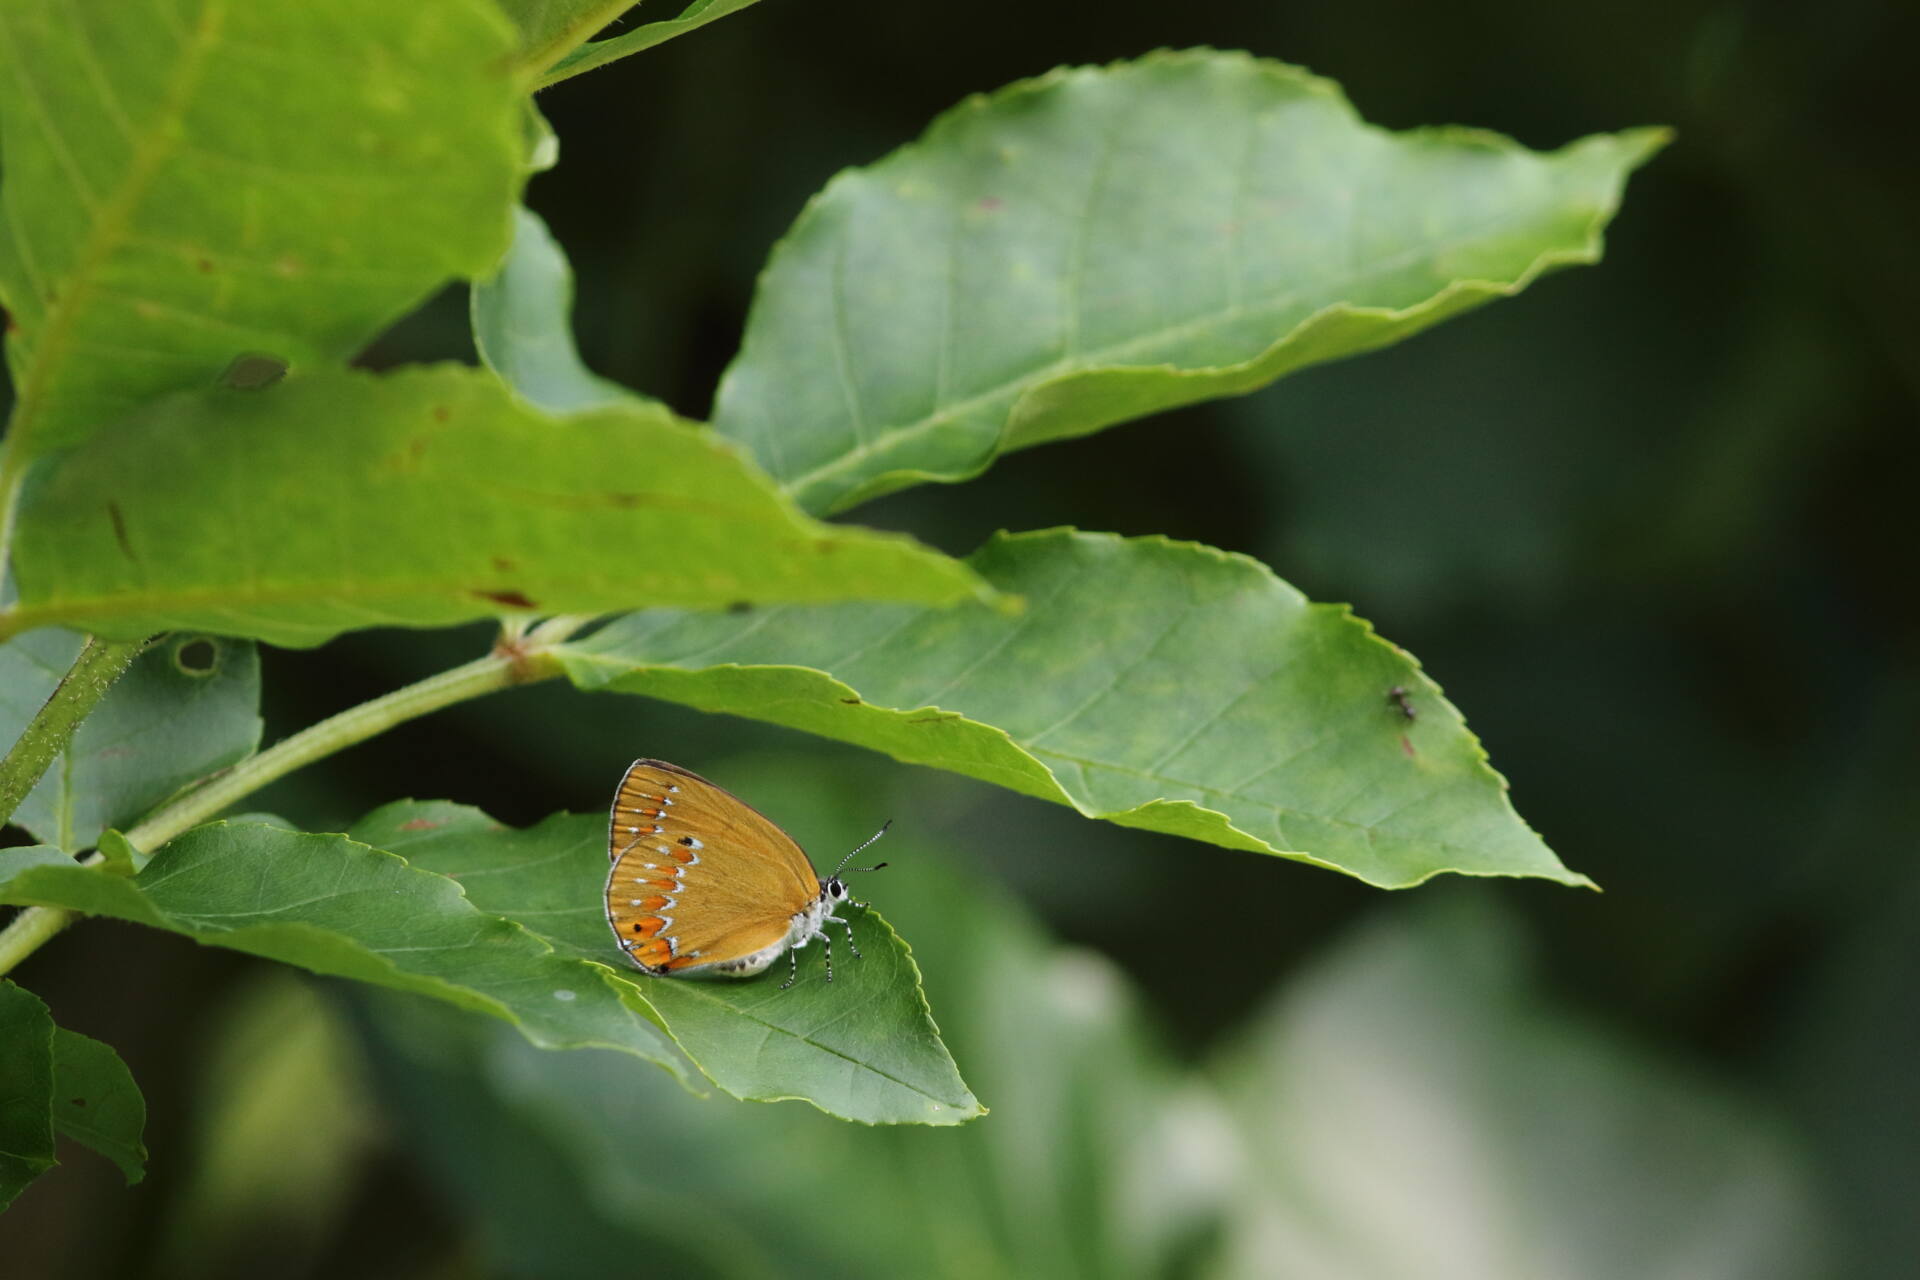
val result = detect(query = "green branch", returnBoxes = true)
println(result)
[0,633,147,829]
[0,625,586,977]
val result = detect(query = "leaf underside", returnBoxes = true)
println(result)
[713,50,1666,514]
[557,529,1587,890]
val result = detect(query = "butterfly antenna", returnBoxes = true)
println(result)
[834,820,892,876]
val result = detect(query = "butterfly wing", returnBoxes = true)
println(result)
[604,759,820,975]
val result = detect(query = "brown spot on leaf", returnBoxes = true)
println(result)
[431,405,450,422]
[69,1098,87,1108]
[840,697,862,705]
[196,257,215,273]
[107,502,136,561]
[1400,734,1416,759]
[475,589,536,609]
[398,818,442,831]
[907,712,960,725]
[491,556,518,574]
[978,196,1004,212]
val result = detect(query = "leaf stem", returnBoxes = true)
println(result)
[0,434,28,608]
[0,634,147,830]
[125,647,560,849]
[0,639,568,977]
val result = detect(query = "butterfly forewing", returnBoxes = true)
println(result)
[605,760,821,974]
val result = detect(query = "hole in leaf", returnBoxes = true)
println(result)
[173,637,218,677]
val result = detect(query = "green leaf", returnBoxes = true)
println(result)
[2,366,991,647]
[0,802,979,1125]
[158,973,374,1266]
[95,829,142,876]
[473,206,642,414]
[556,530,1586,889]
[0,0,526,462]
[711,50,1667,514]
[1213,894,1825,1278]
[350,799,981,1125]
[0,979,56,1209]
[10,634,261,850]
[515,1,769,89]
[357,764,1211,1276]
[49,1025,147,1185]
[0,833,695,1083]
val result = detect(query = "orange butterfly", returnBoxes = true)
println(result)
[603,759,889,989]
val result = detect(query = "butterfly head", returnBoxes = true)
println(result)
[824,819,893,901]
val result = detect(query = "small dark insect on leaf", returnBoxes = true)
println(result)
[1386,686,1416,721]
[219,352,289,389]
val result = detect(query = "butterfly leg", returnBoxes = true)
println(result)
[780,946,800,990]
[827,913,862,959]
[822,929,834,983]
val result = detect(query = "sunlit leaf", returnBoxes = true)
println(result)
[712,50,1666,513]
[557,530,1585,889]
[3,366,991,647]
[0,0,525,461]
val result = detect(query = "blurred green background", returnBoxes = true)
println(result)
[8,0,1918,1275]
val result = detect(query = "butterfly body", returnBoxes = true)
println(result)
[603,759,881,987]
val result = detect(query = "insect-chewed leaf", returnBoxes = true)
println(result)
[2,366,992,647]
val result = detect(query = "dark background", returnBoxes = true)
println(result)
[8,0,1917,1275]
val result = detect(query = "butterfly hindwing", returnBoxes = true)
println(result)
[604,759,822,975]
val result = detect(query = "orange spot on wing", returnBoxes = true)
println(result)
[668,847,696,864]
[639,895,671,912]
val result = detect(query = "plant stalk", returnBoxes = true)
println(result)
[0,639,572,977]
[0,634,147,829]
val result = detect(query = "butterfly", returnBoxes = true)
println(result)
[603,759,889,989]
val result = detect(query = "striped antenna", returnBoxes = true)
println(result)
[833,820,892,876]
